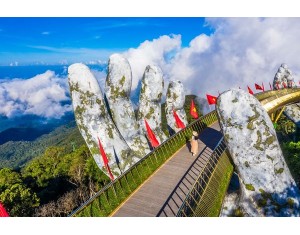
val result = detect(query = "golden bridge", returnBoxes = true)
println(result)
[69,88,300,217]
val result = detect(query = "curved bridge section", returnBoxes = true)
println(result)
[259,88,300,113]
[69,88,300,217]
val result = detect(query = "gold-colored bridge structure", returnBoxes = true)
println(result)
[69,88,300,217]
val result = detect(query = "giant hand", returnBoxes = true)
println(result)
[68,54,188,179]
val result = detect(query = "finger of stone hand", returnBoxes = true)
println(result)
[137,65,168,144]
[284,103,300,125]
[165,80,188,134]
[105,54,150,157]
[68,63,138,178]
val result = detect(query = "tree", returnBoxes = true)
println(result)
[0,183,39,216]
[184,95,202,124]
[22,146,65,188]
[282,141,300,185]
[0,168,22,191]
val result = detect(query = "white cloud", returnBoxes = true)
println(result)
[41,31,50,35]
[9,61,19,66]
[123,34,181,91]
[90,69,107,92]
[122,18,300,99]
[0,71,71,118]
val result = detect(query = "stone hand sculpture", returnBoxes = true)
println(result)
[137,65,169,145]
[273,63,297,89]
[165,81,188,135]
[105,54,150,157]
[68,54,187,179]
[217,89,300,216]
[273,64,300,127]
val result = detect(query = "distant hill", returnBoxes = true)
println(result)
[0,121,85,169]
[0,127,53,145]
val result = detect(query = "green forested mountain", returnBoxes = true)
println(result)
[0,121,85,169]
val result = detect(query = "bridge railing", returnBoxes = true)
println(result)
[176,138,233,217]
[255,88,300,102]
[69,110,219,217]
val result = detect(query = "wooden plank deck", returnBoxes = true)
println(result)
[111,122,222,217]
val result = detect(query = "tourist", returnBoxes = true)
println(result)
[191,131,199,156]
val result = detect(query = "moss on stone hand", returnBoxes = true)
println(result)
[245,183,255,191]
[145,107,155,119]
[253,130,264,151]
[266,155,274,162]
[275,168,284,174]
[232,207,244,217]
[172,92,178,101]
[120,75,126,86]
[257,198,267,207]
[287,198,295,208]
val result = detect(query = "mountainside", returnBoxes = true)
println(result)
[0,121,85,169]
[0,127,53,145]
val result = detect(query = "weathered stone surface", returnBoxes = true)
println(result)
[273,63,297,89]
[217,88,300,216]
[137,65,168,145]
[220,192,239,217]
[165,81,188,135]
[284,103,300,127]
[68,63,139,178]
[105,54,150,157]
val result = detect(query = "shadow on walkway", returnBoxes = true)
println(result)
[198,127,223,150]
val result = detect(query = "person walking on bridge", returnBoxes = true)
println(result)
[191,131,199,156]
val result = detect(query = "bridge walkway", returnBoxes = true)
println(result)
[111,122,222,217]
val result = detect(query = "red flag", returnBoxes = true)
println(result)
[144,119,160,148]
[255,83,263,91]
[269,82,273,90]
[247,86,254,95]
[97,137,114,181]
[283,82,287,88]
[173,109,185,129]
[190,99,199,119]
[0,202,9,217]
[206,94,217,105]
[276,83,280,90]
[262,82,265,92]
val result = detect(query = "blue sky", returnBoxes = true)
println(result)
[0,17,212,66]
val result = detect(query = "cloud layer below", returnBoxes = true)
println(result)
[0,70,71,118]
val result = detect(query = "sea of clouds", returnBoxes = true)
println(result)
[0,70,71,118]
[1,18,300,120]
